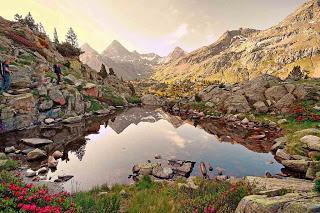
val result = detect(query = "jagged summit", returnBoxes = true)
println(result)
[102,40,131,58]
[162,46,187,64]
[153,0,320,83]
[81,43,99,54]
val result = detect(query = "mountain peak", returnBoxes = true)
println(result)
[81,43,98,54]
[102,40,131,58]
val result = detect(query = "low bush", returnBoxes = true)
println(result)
[56,42,82,57]
[0,171,76,212]
[315,179,320,193]
[127,96,141,104]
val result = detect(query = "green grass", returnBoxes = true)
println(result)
[84,96,105,112]
[315,179,320,193]
[73,176,252,213]
[101,87,125,106]
[127,96,142,104]
[0,155,18,171]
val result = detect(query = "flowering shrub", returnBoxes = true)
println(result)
[289,102,320,122]
[0,172,76,213]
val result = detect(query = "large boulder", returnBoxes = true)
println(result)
[6,93,36,114]
[82,83,99,98]
[236,192,320,213]
[253,101,268,113]
[281,160,309,173]
[27,148,47,161]
[10,66,33,88]
[305,161,320,180]
[223,94,251,114]
[152,165,173,179]
[274,93,296,112]
[265,86,288,102]
[141,94,162,106]
[21,138,53,147]
[293,85,307,100]
[63,74,82,86]
[300,135,320,151]
[200,87,230,104]
[48,88,66,105]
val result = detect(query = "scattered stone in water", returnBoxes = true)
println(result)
[216,167,225,175]
[48,156,58,168]
[57,175,74,182]
[147,160,151,163]
[208,163,213,171]
[199,162,208,178]
[25,169,37,177]
[265,171,273,178]
[152,165,173,179]
[5,146,15,153]
[52,151,63,159]
[154,154,162,159]
[21,138,53,147]
[169,160,194,177]
[37,167,48,174]
[267,160,274,165]
[27,148,47,161]
[132,165,140,174]
[216,175,229,181]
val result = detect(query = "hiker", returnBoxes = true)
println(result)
[1,58,14,93]
[53,63,62,85]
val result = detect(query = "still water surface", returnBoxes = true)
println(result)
[45,107,283,191]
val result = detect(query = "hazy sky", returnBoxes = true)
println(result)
[1,0,305,56]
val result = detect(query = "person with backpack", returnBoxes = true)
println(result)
[1,58,14,93]
[53,63,62,85]
[0,61,4,94]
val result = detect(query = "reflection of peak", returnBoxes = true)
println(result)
[108,107,184,134]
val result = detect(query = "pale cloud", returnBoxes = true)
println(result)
[0,0,305,55]
[166,130,187,148]
[166,23,188,45]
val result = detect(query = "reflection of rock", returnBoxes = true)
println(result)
[198,119,281,153]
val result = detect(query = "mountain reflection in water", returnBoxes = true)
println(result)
[0,107,283,191]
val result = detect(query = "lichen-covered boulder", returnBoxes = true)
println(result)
[223,94,251,114]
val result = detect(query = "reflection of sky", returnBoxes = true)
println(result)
[48,119,283,192]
